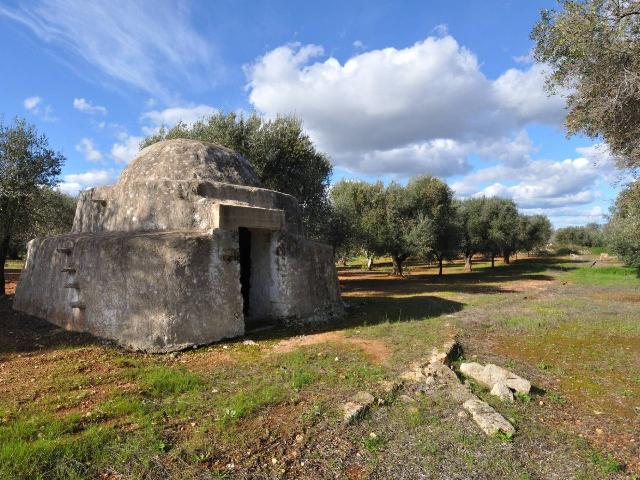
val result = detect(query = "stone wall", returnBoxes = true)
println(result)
[14,230,244,352]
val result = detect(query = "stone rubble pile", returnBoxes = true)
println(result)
[342,339,530,439]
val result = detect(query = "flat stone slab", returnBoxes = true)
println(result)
[463,398,515,436]
[460,362,531,393]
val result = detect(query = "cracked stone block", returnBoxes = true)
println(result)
[490,382,514,402]
[463,398,515,436]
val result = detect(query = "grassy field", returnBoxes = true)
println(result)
[0,255,638,479]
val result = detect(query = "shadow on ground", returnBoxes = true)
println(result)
[0,296,99,356]
[338,257,585,297]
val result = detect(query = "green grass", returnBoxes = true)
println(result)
[134,365,204,397]
[568,265,640,286]
[590,246,608,255]
[3,259,24,269]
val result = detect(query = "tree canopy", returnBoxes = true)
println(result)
[532,0,640,170]
[0,117,65,295]
[606,183,640,270]
[142,112,333,239]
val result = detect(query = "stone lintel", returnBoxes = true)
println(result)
[215,203,284,231]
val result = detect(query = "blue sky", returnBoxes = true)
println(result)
[0,0,624,226]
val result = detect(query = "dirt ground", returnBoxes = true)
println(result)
[1,257,638,479]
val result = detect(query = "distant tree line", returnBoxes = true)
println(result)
[328,177,552,276]
[552,224,604,249]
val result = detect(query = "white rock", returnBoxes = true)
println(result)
[343,401,368,424]
[484,364,531,393]
[490,382,514,402]
[460,362,531,393]
[463,398,515,436]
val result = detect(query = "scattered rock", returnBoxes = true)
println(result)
[460,362,531,393]
[463,398,515,436]
[353,391,375,405]
[490,382,514,402]
[378,380,402,396]
[343,402,368,424]
[343,391,375,424]
[242,339,257,346]
[400,368,427,382]
[457,410,469,419]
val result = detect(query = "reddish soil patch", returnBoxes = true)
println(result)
[3,274,18,295]
[273,331,391,364]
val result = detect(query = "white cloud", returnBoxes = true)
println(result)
[110,133,142,164]
[23,95,57,121]
[140,104,217,132]
[450,144,616,221]
[492,63,566,126]
[75,137,102,162]
[246,36,565,177]
[58,169,114,195]
[1,0,222,100]
[338,139,471,177]
[23,96,42,110]
[73,97,107,115]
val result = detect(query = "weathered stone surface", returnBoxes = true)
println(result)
[353,391,375,406]
[484,364,531,393]
[460,362,531,393]
[343,392,375,424]
[463,398,515,436]
[343,401,368,424]
[490,382,515,402]
[14,139,344,352]
[400,368,427,382]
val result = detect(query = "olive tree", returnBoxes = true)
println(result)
[406,176,460,275]
[606,183,640,271]
[143,112,333,239]
[330,180,387,268]
[532,0,640,170]
[458,197,491,272]
[517,214,553,255]
[0,118,65,296]
[485,198,520,267]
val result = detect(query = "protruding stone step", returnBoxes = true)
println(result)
[56,247,73,255]
[64,282,80,289]
[61,267,76,273]
[70,301,85,309]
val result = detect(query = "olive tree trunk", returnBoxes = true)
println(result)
[464,254,473,273]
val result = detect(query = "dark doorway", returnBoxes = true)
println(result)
[238,227,251,316]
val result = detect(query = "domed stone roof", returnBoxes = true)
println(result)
[118,139,262,187]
